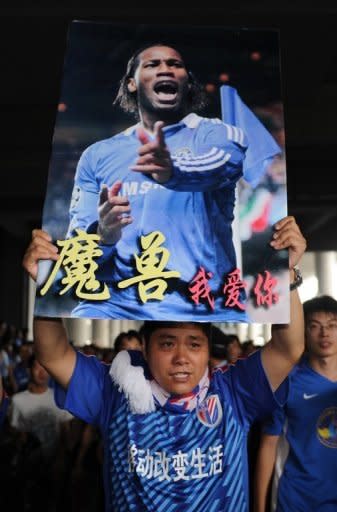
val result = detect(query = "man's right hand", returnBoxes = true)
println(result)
[97,181,132,245]
[22,229,59,281]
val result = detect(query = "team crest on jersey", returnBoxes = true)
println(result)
[317,407,337,448]
[172,147,193,159]
[196,394,223,428]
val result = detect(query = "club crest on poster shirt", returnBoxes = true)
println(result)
[196,394,223,428]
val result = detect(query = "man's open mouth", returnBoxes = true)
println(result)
[154,81,178,101]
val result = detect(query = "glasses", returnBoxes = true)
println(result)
[307,322,337,332]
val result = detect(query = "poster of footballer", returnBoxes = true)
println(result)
[35,20,289,323]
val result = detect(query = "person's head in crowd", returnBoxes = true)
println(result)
[241,339,258,357]
[80,344,97,356]
[209,325,228,370]
[225,334,243,364]
[141,321,211,395]
[101,348,115,364]
[18,342,32,364]
[303,295,337,358]
[114,330,143,353]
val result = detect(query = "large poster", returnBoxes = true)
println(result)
[35,20,289,322]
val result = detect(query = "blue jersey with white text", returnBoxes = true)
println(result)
[263,359,337,512]
[55,350,283,512]
[67,113,249,320]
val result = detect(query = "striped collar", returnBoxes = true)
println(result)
[122,113,202,137]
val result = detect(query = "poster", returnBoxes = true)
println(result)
[35,20,289,322]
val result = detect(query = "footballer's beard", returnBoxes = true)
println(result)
[137,88,190,124]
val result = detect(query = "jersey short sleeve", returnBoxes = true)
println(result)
[54,350,121,428]
[216,350,288,426]
[262,405,286,436]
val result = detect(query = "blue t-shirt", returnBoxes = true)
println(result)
[66,113,250,321]
[263,359,337,512]
[55,349,283,512]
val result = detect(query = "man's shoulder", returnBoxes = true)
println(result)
[187,113,247,147]
[82,127,137,155]
[12,389,30,401]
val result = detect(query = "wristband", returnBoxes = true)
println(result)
[290,266,303,291]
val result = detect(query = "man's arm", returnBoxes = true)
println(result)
[261,216,306,390]
[254,433,279,512]
[23,230,76,389]
[131,120,246,191]
[33,318,76,390]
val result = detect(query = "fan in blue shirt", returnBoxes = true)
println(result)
[23,215,306,512]
[255,295,337,512]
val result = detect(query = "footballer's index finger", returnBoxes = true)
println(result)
[136,127,150,146]
[154,120,165,147]
[108,181,123,200]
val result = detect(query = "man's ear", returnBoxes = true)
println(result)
[127,77,137,93]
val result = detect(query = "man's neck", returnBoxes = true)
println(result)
[28,383,48,394]
[139,110,184,133]
[309,355,337,382]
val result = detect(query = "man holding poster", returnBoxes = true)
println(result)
[23,215,306,512]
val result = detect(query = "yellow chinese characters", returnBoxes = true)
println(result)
[118,231,181,303]
[40,229,110,300]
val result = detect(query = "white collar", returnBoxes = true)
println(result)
[122,113,202,137]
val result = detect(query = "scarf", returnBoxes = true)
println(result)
[109,350,210,414]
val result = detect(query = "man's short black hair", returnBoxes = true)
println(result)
[303,295,337,322]
[113,42,208,116]
[209,325,228,359]
[141,321,212,351]
[225,333,241,347]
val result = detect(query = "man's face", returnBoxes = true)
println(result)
[145,324,209,395]
[227,340,242,363]
[128,46,190,116]
[306,311,337,359]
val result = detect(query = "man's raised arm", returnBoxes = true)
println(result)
[262,216,306,390]
[23,230,76,389]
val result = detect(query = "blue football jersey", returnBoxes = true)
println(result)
[67,113,250,321]
[263,359,337,511]
[55,349,281,512]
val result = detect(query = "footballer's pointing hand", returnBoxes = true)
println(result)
[131,121,173,184]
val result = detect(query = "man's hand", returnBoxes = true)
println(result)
[130,120,173,183]
[97,181,132,245]
[22,229,59,281]
[270,216,306,269]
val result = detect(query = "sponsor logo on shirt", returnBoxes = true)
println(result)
[303,393,318,400]
[121,181,163,196]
